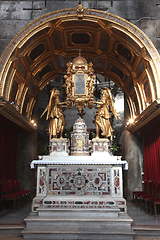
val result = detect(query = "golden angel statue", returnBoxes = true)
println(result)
[40,89,66,139]
[93,87,121,139]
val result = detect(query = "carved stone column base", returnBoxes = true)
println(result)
[50,138,69,156]
[91,138,111,157]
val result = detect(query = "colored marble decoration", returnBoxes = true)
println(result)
[31,157,127,214]
[42,199,116,208]
[71,117,89,155]
[114,169,120,194]
[49,138,69,156]
[42,166,121,196]
[91,138,111,156]
[37,167,46,196]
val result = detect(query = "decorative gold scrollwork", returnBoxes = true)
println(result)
[63,51,95,113]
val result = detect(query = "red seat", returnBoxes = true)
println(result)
[149,182,160,219]
[0,181,20,212]
[14,179,31,204]
[132,180,148,207]
[0,179,31,210]
[141,180,154,211]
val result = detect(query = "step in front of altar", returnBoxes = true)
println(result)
[41,195,126,212]
[37,205,120,218]
[32,194,127,213]
[22,209,134,240]
[23,196,134,240]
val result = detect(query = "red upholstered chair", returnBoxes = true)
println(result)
[0,181,7,205]
[7,180,13,193]
[132,180,148,206]
[12,180,26,206]
[134,180,154,209]
[151,199,160,219]
[14,179,31,204]
[149,182,160,219]
[141,180,155,212]
[0,181,21,212]
[139,180,154,209]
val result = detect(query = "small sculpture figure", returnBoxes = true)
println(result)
[63,75,72,96]
[88,62,94,75]
[67,62,72,74]
[88,75,95,95]
[40,89,66,139]
[93,88,121,139]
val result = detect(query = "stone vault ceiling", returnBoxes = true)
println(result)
[0,6,159,131]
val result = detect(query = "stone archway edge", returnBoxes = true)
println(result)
[0,7,160,73]
[0,6,160,111]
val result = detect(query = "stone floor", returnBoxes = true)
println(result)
[0,201,160,239]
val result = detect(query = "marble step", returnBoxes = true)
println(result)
[37,205,120,218]
[40,195,127,212]
[22,227,135,240]
[24,212,133,229]
[23,211,135,239]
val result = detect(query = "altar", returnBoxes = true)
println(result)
[23,142,134,240]
[31,154,128,213]
[22,53,134,239]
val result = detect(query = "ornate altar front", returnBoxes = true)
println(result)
[31,153,128,212]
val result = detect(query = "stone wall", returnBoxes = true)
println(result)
[0,0,160,56]
[123,94,144,200]
[17,130,37,197]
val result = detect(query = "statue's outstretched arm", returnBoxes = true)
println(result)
[58,102,68,108]
[58,101,67,105]
[40,106,48,119]
[92,101,103,105]
[108,99,121,120]
[40,90,54,120]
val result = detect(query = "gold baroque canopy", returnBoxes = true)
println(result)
[63,52,95,113]
[0,5,160,131]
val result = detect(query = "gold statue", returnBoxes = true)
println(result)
[40,89,66,139]
[88,75,95,96]
[93,88,121,139]
[63,74,72,96]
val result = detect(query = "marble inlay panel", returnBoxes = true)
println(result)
[47,166,111,195]
[36,167,47,196]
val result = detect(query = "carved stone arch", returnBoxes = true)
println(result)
[0,6,159,131]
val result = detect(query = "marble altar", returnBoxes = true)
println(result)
[30,118,128,214]
[23,131,135,240]
[31,155,128,213]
